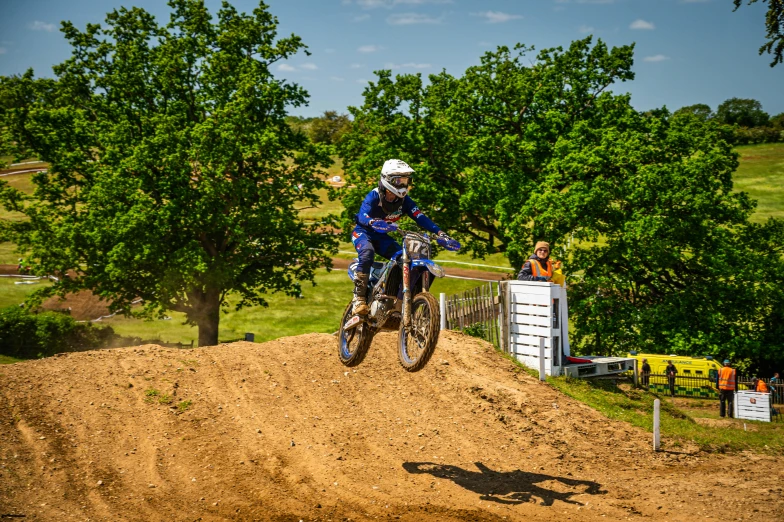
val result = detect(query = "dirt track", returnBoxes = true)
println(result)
[1,332,782,521]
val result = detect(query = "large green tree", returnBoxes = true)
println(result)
[340,38,784,371]
[0,0,336,346]
[715,97,770,127]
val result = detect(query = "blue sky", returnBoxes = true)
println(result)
[1,0,781,118]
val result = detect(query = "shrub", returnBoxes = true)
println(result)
[732,126,784,144]
[463,323,489,339]
[0,306,115,359]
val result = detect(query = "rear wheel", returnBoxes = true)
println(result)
[338,301,374,367]
[398,292,440,372]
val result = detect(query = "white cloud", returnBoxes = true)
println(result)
[643,54,669,62]
[356,78,370,84]
[331,76,345,82]
[300,63,318,70]
[578,24,594,34]
[387,13,443,25]
[630,19,655,30]
[472,11,523,24]
[349,63,364,69]
[30,21,56,32]
[353,14,371,22]
[385,62,432,69]
[277,63,297,71]
[358,45,381,53]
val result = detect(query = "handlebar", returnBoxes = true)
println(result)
[370,222,461,252]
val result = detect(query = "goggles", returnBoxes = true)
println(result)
[389,176,411,189]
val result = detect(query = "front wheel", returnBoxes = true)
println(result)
[338,301,374,367]
[398,292,440,372]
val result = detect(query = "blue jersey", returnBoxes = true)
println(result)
[354,188,440,236]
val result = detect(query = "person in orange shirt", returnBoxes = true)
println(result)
[716,359,737,418]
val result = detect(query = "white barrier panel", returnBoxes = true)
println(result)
[734,391,771,422]
[507,281,570,376]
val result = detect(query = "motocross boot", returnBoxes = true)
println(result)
[352,272,370,316]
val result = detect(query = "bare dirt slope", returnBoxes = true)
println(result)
[1,332,781,521]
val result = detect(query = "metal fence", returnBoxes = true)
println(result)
[443,282,501,348]
[640,373,784,404]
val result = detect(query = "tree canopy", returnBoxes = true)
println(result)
[715,97,771,127]
[673,103,714,122]
[340,38,784,371]
[0,0,337,346]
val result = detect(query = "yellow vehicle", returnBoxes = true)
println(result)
[628,352,724,397]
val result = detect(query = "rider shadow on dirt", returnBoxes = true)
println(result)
[403,461,605,506]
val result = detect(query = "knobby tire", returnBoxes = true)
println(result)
[398,292,440,372]
[338,301,373,367]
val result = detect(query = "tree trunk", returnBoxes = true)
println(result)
[195,289,221,347]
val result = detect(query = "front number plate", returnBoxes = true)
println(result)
[343,315,362,330]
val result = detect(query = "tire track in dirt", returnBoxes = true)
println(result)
[1,332,782,521]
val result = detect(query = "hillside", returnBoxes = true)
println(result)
[1,332,781,521]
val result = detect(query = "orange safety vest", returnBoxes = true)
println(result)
[718,367,737,391]
[530,259,553,279]
[755,380,769,393]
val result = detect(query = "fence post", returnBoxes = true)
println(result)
[539,337,546,382]
[498,282,508,354]
[440,293,446,331]
[653,399,661,451]
[633,359,639,387]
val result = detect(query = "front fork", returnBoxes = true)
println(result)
[402,247,411,329]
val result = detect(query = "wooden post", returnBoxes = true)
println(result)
[499,282,509,354]
[539,337,546,381]
[633,359,639,387]
[653,399,661,451]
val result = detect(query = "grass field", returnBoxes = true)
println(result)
[0,277,52,308]
[547,371,784,454]
[733,143,784,222]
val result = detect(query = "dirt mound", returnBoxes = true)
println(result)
[1,332,781,521]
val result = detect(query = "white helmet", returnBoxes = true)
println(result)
[380,159,414,199]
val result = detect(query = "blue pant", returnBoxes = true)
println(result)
[351,227,401,274]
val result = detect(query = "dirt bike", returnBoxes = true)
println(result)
[338,224,461,372]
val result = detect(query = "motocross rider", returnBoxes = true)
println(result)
[351,159,454,315]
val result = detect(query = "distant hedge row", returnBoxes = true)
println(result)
[732,126,784,145]
[0,306,116,359]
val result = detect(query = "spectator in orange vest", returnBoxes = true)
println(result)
[753,377,769,393]
[518,242,555,282]
[716,359,737,418]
